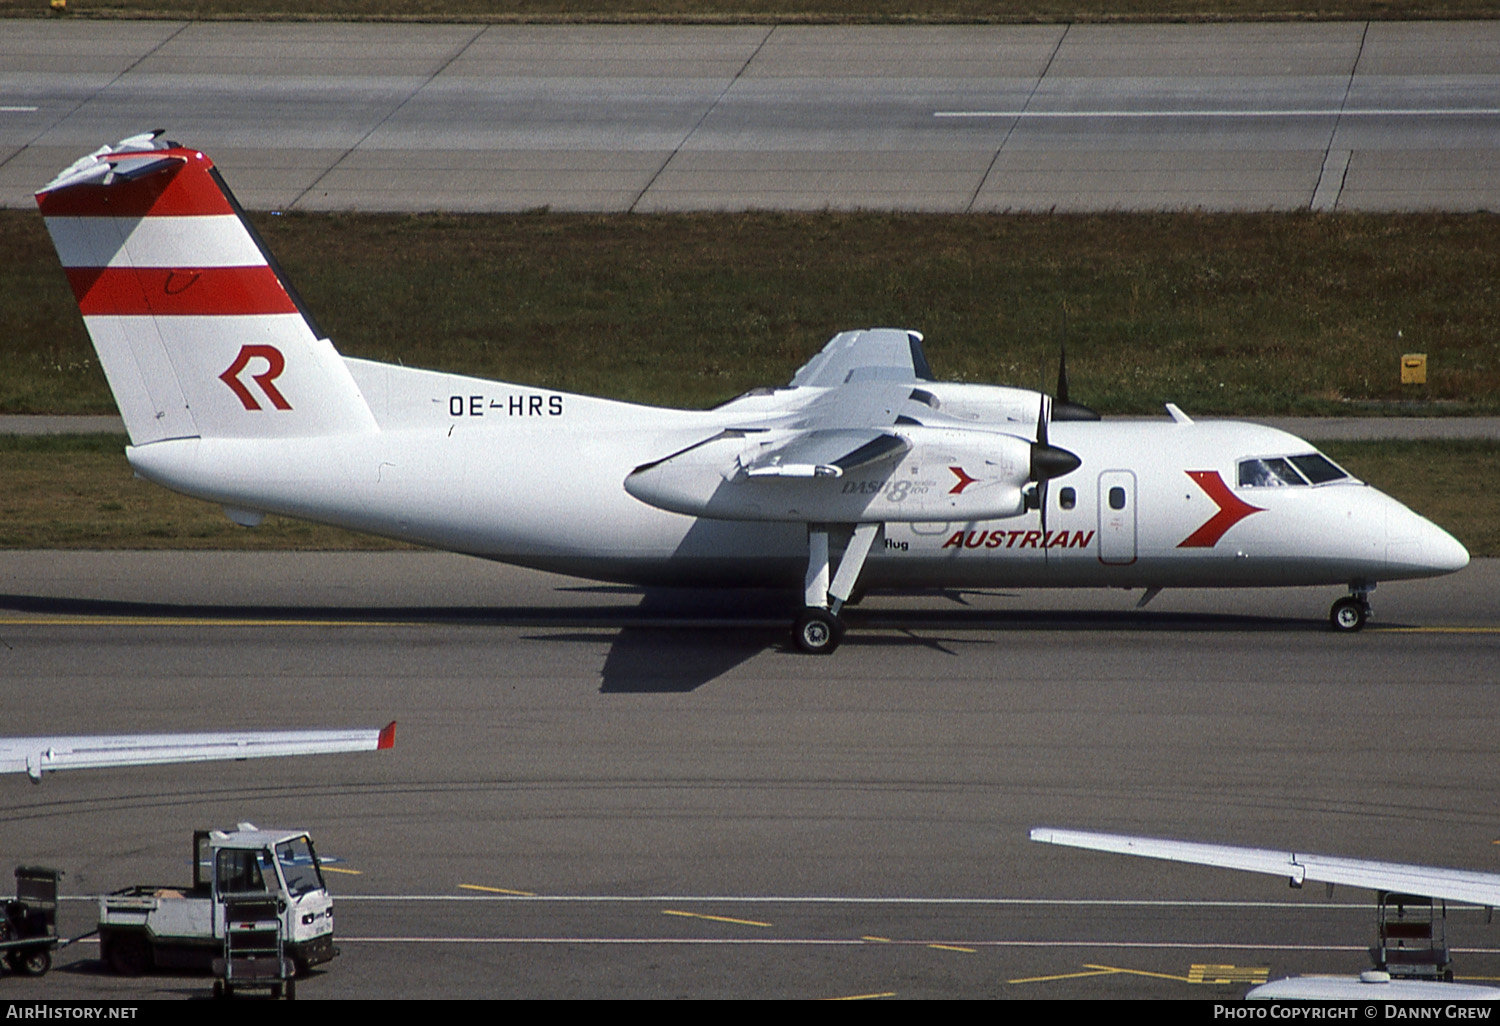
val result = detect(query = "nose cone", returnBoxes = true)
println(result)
[1422,524,1471,575]
[1030,442,1081,482]
[1386,503,1470,578]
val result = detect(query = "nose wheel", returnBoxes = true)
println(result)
[1329,594,1372,632]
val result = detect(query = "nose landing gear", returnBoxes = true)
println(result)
[1330,584,1375,632]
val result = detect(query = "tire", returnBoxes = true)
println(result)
[14,949,51,976]
[1330,597,1368,632]
[793,608,843,654]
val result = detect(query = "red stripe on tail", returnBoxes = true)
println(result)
[68,266,298,317]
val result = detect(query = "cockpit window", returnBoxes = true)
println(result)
[1238,457,1308,487]
[1238,453,1351,488]
[1288,453,1348,484]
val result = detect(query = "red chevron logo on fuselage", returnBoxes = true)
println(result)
[1178,470,1265,548]
[949,466,979,494]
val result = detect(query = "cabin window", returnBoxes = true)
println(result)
[1059,487,1076,510]
[1108,486,1126,510]
[216,848,270,894]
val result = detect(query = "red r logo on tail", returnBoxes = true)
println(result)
[220,344,291,411]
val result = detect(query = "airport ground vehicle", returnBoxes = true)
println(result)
[98,825,336,976]
[0,866,60,978]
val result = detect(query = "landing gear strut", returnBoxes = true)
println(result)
[1330,584,1374,633]
[793,522,880,654]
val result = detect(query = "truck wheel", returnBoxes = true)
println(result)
[105,933,151,976]
[14,949,51,976]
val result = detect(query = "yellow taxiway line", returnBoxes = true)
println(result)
[662,909,772,928]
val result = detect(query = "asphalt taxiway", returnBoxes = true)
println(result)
[2,20,1498,212]
[1,551,1497,999]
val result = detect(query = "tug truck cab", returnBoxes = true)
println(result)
[98,824,336,976]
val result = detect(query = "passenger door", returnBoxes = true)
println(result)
[1097,471,1137,565]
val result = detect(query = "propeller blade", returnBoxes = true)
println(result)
[1052,344,1102,421]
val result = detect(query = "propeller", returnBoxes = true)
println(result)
[1028,393,1082,537]
[1052,344,1102,422]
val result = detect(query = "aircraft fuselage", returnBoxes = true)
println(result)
[125,362,1467,593]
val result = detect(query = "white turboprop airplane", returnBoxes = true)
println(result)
[36,132,1470,652]
[1031,827,1500,1000]
[2,723,396,783]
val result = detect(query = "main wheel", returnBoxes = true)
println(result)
[1330,597,1368,632]
[793,608,843,654]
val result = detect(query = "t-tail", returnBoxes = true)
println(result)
[36,131,376,445]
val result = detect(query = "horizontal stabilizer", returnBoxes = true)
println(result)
[1031,827,1500,907]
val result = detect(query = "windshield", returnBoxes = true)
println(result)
[276,836,326,898]
[1238,452,1350,488]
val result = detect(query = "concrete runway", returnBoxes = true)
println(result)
[1,551,1497,999]
[3,20,1499,213]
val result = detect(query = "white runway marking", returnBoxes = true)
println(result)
[324,895,1433,910]
[935,108,1500,119]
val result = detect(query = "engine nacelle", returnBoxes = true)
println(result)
[625,425,1049,523]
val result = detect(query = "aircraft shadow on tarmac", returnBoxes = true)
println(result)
[2,591,1353,695]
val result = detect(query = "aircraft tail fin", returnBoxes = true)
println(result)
[36,132,376,445]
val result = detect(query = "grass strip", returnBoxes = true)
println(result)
[2,435,1492,556]
[6,209,1500,418]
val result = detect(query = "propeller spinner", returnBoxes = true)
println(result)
[1029,394,1082,536]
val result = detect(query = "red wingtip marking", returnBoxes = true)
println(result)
[1178,470,1265,548]
[378,722,396,750]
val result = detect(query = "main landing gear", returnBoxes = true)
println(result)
[793,522,880,654]
[1330,584,1374,633]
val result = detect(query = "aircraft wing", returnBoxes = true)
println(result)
[1030,827,1500,907]
[2,723,396,783]
[788,329,933,388]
